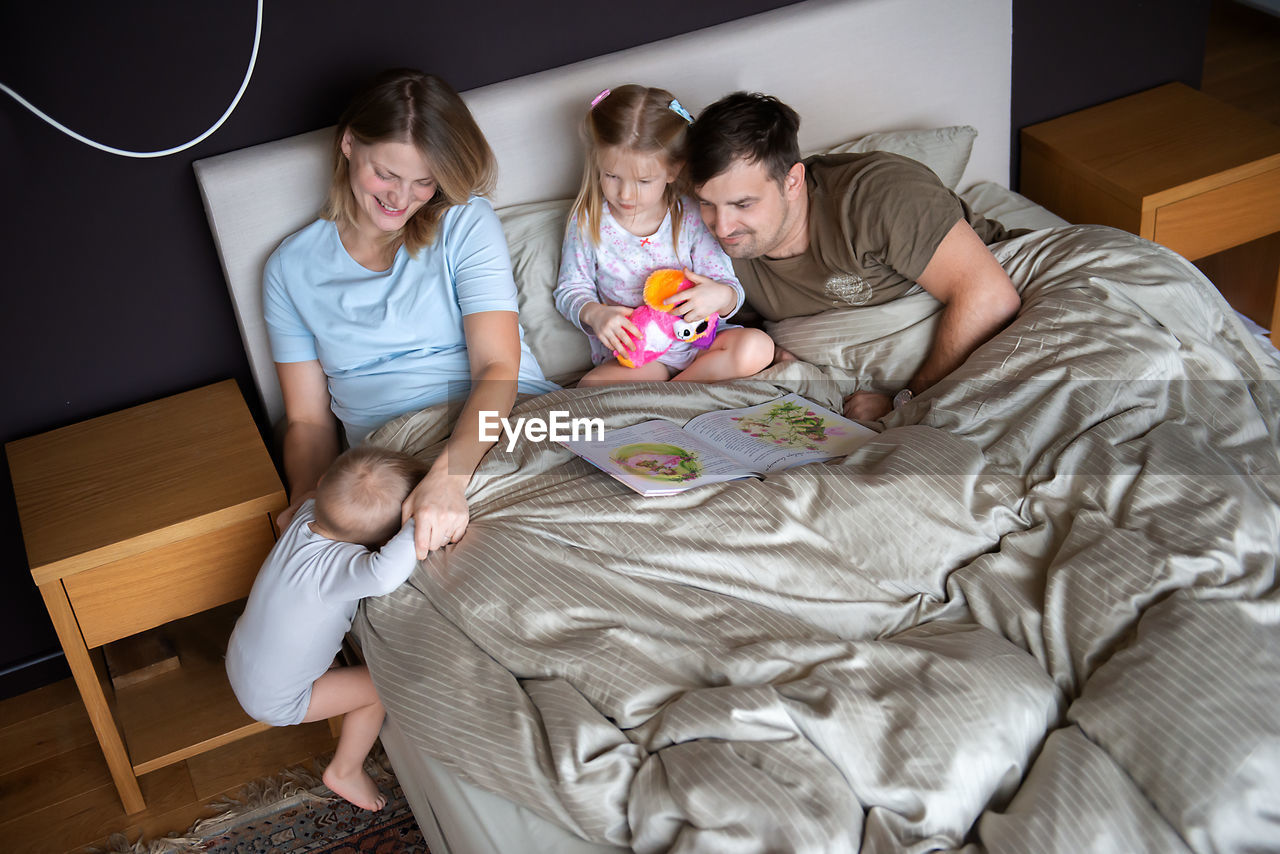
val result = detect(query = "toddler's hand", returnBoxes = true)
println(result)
[276,489,315,532]
[582,303,640,355]
[663,270,736,322]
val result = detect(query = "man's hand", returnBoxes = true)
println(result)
[663,269,737,322]
[843,391,892,422]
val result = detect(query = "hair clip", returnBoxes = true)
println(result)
[669,98,693,124]
[590,88,611,109]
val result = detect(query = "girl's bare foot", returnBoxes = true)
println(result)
[323,762,387,811]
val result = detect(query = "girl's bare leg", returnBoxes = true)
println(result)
[302,665,387,811]
[673,327,776,383]
[575,359,672,386]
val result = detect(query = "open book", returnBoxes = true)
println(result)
[559,393,878,496]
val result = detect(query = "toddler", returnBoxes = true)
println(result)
[226,445,426,811]
[555,84,774,385]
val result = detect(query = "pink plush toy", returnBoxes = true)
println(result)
[615,269,719,368]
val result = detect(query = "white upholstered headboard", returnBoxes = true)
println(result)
[195,0,1013,424]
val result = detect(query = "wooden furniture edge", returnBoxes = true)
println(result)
[1020,136,1280,214]
[131,720,273,776]
[37,582,146,814]
[1271,268,1280,349]
[30,498,285,586]
[1019,134,1141,209]
[1143,154,1280,210]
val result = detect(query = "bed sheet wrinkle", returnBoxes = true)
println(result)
[354,225,1280,851]
[1066,595,1280,853]
[453,417,1005,638]
[356,593,606,840]
[520,677,639,842]
[419,539,855,731]
[629,739,862,854]
[976,725,1194,854]
[953,462,1278,697]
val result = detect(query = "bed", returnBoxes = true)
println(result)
[193,1,1280,851]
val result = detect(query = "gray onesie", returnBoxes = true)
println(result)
[226,499,417,726]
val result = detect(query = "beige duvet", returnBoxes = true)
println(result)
[355,225,1280,853]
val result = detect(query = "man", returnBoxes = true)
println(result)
[687,93,1022,421]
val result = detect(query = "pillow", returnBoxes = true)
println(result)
[813,125,978,190]
[496,199,593,382]
[962,180,1071,231]
[765,291,942,383]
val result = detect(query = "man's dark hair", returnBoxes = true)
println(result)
[687,92,801,188]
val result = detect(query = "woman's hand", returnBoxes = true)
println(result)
[402,467,470,559]
[664,269,737,322]
[402,310,519,561]
[581,302,640,354]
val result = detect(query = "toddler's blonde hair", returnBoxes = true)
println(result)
[314,446,428,549]
[571,84,691,251]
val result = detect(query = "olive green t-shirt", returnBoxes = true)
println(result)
[733,152,1016,321]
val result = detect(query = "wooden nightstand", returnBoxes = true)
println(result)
[6,380,287,814]
[1020,82,1280,346]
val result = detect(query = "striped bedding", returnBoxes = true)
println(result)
[355,225,1280,853]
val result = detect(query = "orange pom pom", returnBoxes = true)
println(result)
[642,269,690,311]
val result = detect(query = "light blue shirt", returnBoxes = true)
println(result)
[264,197,557,443]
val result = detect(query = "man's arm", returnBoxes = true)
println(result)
[843,219,1020,420]
[908,218,1021,389]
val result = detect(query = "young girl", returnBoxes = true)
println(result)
[227,446,426,812]
[555,84,774,386]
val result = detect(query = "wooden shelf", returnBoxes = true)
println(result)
[7,381,288,814]
[111,603,269,776]
[7,380,285,585]
[1020,83,1280,342]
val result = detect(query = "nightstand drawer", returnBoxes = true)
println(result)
[1154,167,1280,261]
[64,515,276,648]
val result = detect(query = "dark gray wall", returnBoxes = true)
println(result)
[0,0,805,698]
[0,0,1212,698]
[1010,0,1213,187]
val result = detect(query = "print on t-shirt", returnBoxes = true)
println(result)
[824,273,871,306]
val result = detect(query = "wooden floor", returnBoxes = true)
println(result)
[0,676,338,853]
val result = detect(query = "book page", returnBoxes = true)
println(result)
[560,420,762,496]
[682,393,877,473]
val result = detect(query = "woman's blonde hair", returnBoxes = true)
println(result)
[570,84,691,250]
[324,69,496,255]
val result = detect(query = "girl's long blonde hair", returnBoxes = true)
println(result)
[324,69,496,256]
[570,84,691,251]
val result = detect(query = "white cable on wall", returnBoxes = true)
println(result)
[0,0,263,159]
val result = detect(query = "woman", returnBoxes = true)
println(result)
[264,69,557,558]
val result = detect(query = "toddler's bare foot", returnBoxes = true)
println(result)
[772,346,797,365]
[323,762,387,811]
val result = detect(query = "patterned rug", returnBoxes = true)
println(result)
[93,749,429,853]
